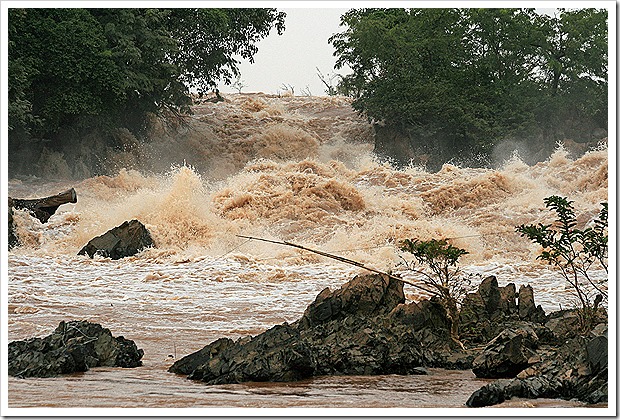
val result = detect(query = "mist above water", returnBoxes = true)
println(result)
[9,93,608,272]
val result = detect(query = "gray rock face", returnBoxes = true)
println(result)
[8,321,144,378]
[169,274,447,384]
[78,219,154,259]
[472,325,539,379]
[467,322,608,407]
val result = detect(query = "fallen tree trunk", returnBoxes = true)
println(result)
[10,188,77,223]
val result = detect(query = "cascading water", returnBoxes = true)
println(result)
[6,93,608,410]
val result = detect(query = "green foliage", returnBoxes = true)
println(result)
[330,8,608,162]
[399,238,471,342]
[516,196,608,331]
[8,8,285,139]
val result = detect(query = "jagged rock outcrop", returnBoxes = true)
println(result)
[170,274,452,384]
[459,276,547,345]
[78,219,154,259]
[466,323,608,407]
[8,320,144,378]
[169,271,607,407]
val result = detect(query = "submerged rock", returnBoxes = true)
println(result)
[78,219,154,259]
[8,320,144,378]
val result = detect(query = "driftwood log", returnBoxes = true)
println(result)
[9,188,77,224]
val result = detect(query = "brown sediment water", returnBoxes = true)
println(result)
[6,93,608,410]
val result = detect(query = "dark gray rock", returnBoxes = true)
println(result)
[170,274,434,383]
[472,325,539,379]
[389,296,451,332]
[518,285,546,323]
[467,324,608,407]
[11,188,77,224]
[298,273,404,328]
[78,219,154,259]
[460,276,548,345]
[185,324,316,384]
[8,320,143,378]
[585,324,608,373]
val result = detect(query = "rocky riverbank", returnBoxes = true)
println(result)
[169,273,607,407]
[8,273,606,407]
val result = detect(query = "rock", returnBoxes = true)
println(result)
[585,324,607,373]
[518,285,546,323]
[170,274,434,384]
[545,309,582,339]
[466,376,559,407]
[298,273,404,328]
[389,297,451,332]
[171,324,315,384]
[460,276,547,345]
[8,198,18,250]
[467,325,608,407]
[8,321,144,378]
[78,219,154,259]
[472,325,539,378]
[10,188,77,223]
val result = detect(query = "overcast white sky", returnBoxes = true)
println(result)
[216,3,604,96]
[218,7,349,96]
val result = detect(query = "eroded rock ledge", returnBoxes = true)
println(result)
[9,320,144,378]
[169,273,607,407]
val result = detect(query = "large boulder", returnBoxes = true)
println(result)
[170,274,433,383]
[471,325,539,379]
[78,219,154,259]
[8,320,144,378]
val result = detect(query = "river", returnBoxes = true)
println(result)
[5,94,609,414]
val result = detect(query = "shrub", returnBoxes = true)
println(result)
[516,196,608,332]
[399,238,472,344]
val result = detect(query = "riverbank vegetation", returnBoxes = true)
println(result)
[330,8,608,168]
[8,8,285,175]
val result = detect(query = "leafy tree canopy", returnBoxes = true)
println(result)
[330,8,608,161]
[8,8,286,137]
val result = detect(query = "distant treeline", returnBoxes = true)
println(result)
[329,8,608,169]
[8,8,285,176]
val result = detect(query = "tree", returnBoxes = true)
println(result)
[165,8,285,94]
[399,238,472,344]
[8,8,285,143]
[329,8,608,168]
[516,196,608,332]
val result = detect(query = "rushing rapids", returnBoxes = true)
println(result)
[6,93,608,410]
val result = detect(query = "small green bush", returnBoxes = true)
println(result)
[516,196,608,332]
[399,238,472,344]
